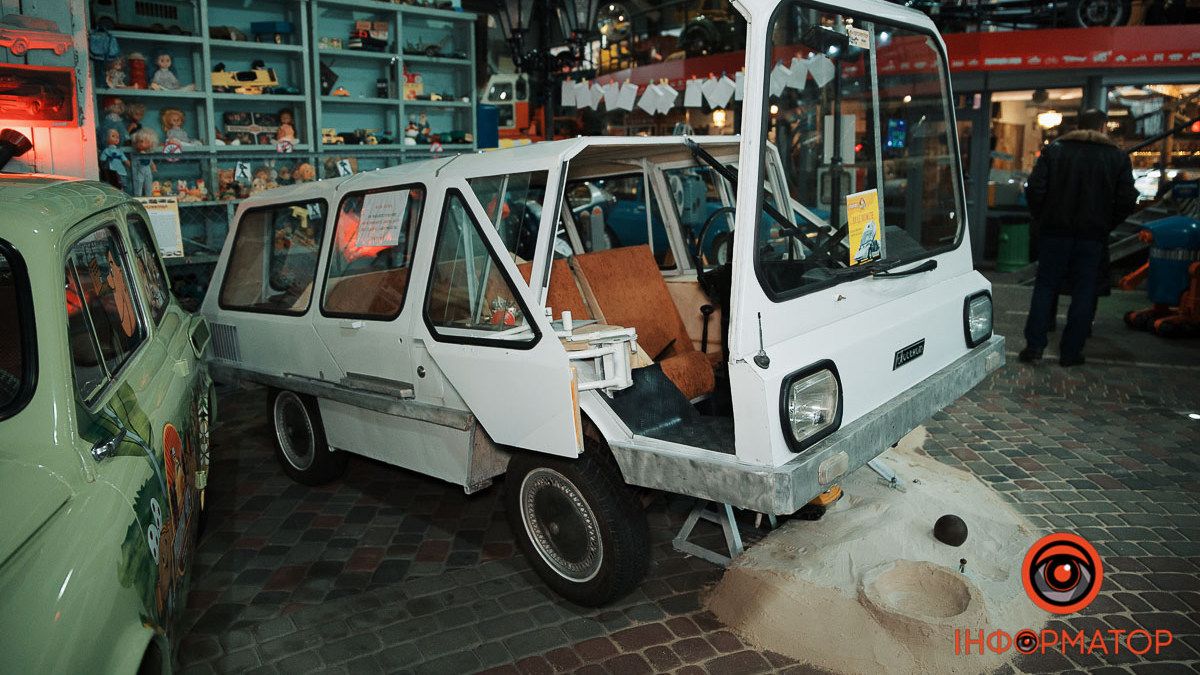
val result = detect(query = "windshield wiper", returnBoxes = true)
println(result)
[869,259,938,278]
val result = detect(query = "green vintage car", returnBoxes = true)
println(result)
[0,172,214,672]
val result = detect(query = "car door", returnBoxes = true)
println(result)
[311,184,425,394]
[412,182,580,457]
[64,211,202,631]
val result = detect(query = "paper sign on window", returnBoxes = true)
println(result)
[846,188,882,266]
[356,190,410,247]
[135,197,184,258]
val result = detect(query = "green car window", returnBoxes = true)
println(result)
[64,226,146,401]
[127,215,170,325]
[0,241,33,418]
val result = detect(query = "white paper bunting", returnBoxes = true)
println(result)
[590,83,605,109]
[769,62,791,98]
[734,70,745,101]
[603,82,620,109]
[637,84,661,114]
[560,79,576,107]
[684,79,703,107]
[617,82,638,111]
[788,57,809,90]
[657,82,678,115]
[574,81,593,109]
[810,54,836,87]
[708,75,735,108]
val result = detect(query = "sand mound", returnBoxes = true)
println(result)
[706,428,1047,674]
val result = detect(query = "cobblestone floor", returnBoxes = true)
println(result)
[178,285,1200,674]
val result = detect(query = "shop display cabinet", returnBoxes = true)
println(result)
[90,0,476,292]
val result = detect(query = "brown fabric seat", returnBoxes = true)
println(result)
[517,259,592,320]
[572,246,715,400]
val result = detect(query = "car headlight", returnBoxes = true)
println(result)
[780,363,842,452]
[964,291,992,347]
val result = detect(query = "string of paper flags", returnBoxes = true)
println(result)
[558,52,838,115]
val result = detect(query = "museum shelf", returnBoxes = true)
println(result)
[109,30,205,45]
[96,88,208,100]
[209,39,307,54]
[318,47,399,61]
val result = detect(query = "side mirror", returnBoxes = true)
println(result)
[190,315,211,358]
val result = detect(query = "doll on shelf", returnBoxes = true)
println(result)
[160,108,198,146]
[278,108,295,128]
[150,53,195,91]
[275,164,294,186]
[128,52,148,89]
[105,56,130,89]
[129,128,159,197]
[216,168,239,201]
[98,128,130,191]
[125,102,146,137]
[276,123,297,144]
[101,97,126,142]
[250,165,277,195]
[293,162,316,183]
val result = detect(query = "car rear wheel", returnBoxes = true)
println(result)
[269,389,346,486]
[1069,0,1130,26]
[505,449,649,606]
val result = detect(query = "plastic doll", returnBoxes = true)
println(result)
[404,119,418,145]
[128,52,148,89]
[276,123,296,143]
[105,56,130,89]
[278,108,295,128]
[216,168,238,201]
[101,97,126,141]
[194,178,208,201]
[151,181,162,197]
[98,128,130,191]
[151,53,195,91]
[160,108,196,145]
[250,165,277,195]
[275,164,294,186]
[293,162,316,183]
[125,102,146,137]
[129,128,159,197]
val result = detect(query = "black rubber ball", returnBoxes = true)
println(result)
[933,514,968,547]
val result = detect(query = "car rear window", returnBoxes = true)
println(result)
[0,240,34,419]
[219,200,327,315]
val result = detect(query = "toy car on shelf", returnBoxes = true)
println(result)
[203,45,1001,606]
[321,128,344,145]
[0,129,216,671]
[402,37,466,59]
[0,14,71,55]
[211,62,279,95]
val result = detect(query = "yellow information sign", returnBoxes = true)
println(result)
[846,188,882,266]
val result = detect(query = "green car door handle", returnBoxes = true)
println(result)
[91,429,127,462]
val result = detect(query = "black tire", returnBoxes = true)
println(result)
[268,389,347,486]
[1068,0,1129,26]
[505,448,649,607]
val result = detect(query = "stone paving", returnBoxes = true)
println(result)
[178,285,1200,674]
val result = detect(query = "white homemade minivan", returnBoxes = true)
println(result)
[201,0,1003,606]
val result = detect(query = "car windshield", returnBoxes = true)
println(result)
[758,3,963,297]
[0,243,30,417]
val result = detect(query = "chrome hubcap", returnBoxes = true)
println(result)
[274,392,315,471]
[520,467,603,582]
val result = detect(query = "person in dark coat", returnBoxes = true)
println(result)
[1020,109,1138,366]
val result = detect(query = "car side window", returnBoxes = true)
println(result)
[468,171,549,263]
[322,186,424,320]
[126,215,170,324]
[567,173,676,269]
[0,242,33,419]
[64,226,146,401]
[425,190,537,344]
[219,200,327,315]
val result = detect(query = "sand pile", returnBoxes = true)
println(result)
[706,428,1048,674]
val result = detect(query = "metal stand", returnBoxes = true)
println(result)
[673,501,777,567]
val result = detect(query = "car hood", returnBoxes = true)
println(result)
[0,458,72,568]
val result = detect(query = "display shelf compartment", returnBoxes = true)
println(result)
[109,30,204,45]
[319,47,399,61]
[404,99,471,108]
[212,92,307,102]
[321,96,402,105]
[213,143,313,152]
[209,39,306,54]
[402,54,470,66]
[96,88,208,100]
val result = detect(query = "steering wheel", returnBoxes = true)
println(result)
[694,206,736,271]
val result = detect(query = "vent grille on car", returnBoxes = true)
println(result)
[210,323,241,362]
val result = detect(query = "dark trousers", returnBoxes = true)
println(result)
[1024,235,1104,358]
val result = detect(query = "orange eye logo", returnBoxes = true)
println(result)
[1022,533,1103,614]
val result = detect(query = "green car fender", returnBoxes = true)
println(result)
[0,477,160,673]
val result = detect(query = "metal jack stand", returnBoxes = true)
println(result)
[673,501,777,567]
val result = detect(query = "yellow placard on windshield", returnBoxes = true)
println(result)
[846,188,882,266]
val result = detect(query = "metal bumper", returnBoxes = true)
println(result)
[610,335,1005,515]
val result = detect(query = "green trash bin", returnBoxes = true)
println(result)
[996,222,1030,272]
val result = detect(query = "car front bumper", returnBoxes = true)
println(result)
[609,335,1006,515]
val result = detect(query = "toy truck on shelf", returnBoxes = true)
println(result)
[202,0,1001,606]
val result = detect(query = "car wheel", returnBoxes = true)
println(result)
[505,448,649,607]
[269,389,347,486]
[1069,0,1129,26]
[10,38,27,56]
